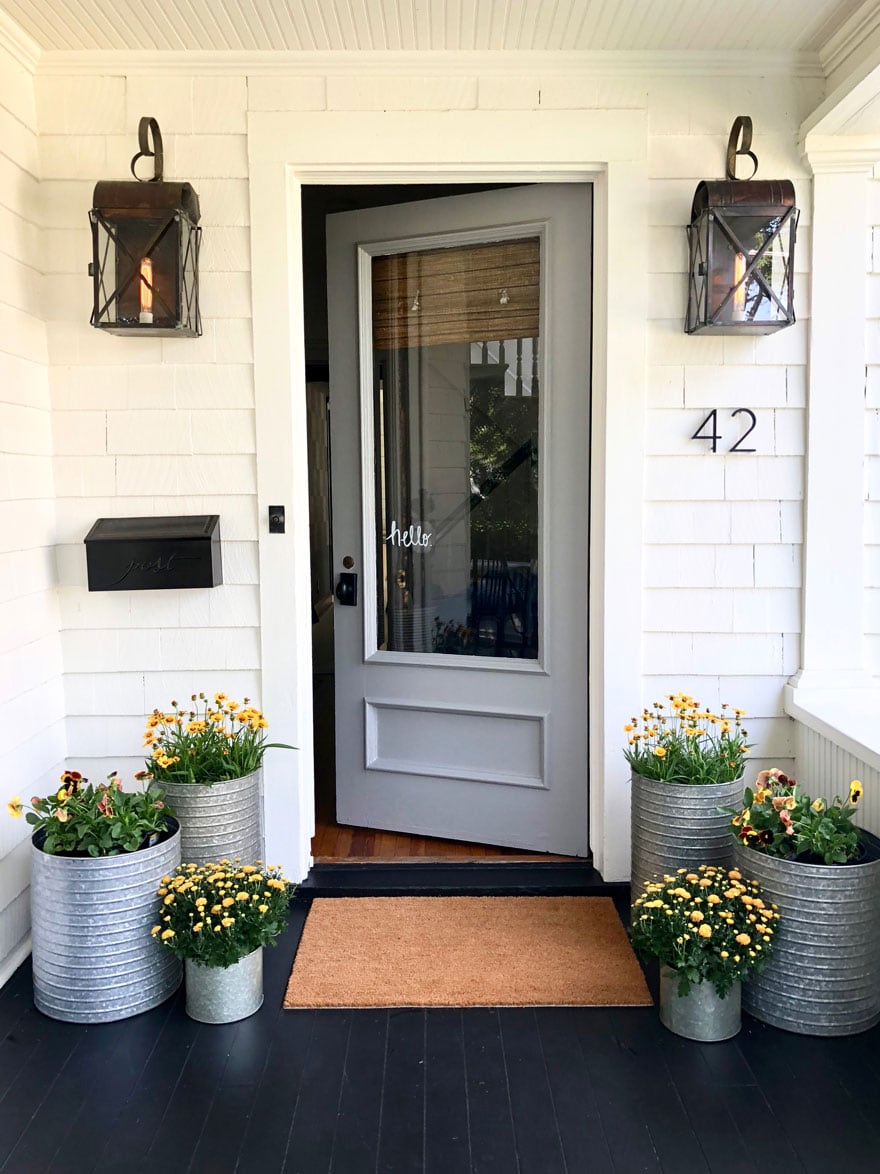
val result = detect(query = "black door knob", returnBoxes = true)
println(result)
[335,572,358,606]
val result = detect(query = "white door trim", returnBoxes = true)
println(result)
[248,109,648,883]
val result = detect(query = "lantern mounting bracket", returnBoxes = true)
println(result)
[726,115,758,182]
[130,116,164,183]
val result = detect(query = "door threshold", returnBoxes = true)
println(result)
[312,853,585,865]
[301,859,616,898]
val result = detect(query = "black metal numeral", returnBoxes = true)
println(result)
[729,407,757,453]
[691,409,720,453]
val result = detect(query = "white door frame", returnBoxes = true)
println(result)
[248,110,648,883]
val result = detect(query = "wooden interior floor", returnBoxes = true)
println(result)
[311,811,580,862]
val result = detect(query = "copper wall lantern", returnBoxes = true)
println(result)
[686,117,798,334]
[89,117,202,337]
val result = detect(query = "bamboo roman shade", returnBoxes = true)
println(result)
[372,237,539,350]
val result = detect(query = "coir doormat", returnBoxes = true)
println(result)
[283,895,652,1008]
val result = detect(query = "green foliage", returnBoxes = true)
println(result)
[630,864,780,998]
[152,861,292,969]
[623,693,750,785]
[469,379,538,559]
[21,771,172,857]
[143,692,293,786]
[726,769,865,864]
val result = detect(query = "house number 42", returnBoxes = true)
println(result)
[690,408,757,453]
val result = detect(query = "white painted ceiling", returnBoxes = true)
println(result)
[0,0,868,54]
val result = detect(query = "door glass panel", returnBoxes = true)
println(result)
[372,237,540,659]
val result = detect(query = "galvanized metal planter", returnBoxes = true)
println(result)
[734,836,880,1036]
[659,966,741,1041]
[185,947,263,1023]
[163,769,264,866]
[630,771,744,899]
[31,818,182,1024]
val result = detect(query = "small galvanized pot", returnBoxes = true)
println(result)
[163,768,264,866]
[659,966,741,1041]
[630,771,744,900]
[31,817,182,1024]
[185,947,263,1023]
[734,834,880,1036]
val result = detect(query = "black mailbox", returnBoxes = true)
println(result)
[84,515,222,591]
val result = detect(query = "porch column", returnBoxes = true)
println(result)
[791,144,875,691]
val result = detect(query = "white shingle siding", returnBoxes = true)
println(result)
[0,38,63,980]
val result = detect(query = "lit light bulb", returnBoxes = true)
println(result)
[139,257,154,324]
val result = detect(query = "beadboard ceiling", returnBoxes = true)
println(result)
[0,0,867,55]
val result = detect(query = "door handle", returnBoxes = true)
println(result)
[335,571,358,606]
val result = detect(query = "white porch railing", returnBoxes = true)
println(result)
[786,689,880,840]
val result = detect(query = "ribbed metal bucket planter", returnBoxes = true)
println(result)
[734,835,880,1036]
[185,947,263,1023]
[163,769,264,866]
[630,771,744,900]
[659,966,741,1041]
[31,818,182,1024]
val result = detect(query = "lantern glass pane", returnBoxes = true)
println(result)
[180,219,200,334]
[111,217,181,328]
[709,212,793,327]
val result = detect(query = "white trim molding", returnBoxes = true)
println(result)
[791,137,876,696]
[820,0,880,88]
[247,107,647,883]
[34,47,824,79]
[0,934,31,991]
[0,7,40,72]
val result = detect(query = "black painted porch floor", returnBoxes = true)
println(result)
[2,893,880,1173]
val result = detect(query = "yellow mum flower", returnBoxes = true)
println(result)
[193,922,203,933]
[698,924,712,938]
[221,917,235,928]
[735,933,751,946]
[258,904,269,913]
[689,910,704,923]
[160,929,175,940]
[236,892,249,902]
[214,925,222,933]
[222,897,235,908]
[150,925,161,936]
[164,894,175,905]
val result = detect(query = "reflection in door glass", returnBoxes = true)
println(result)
[372,237,540,658]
